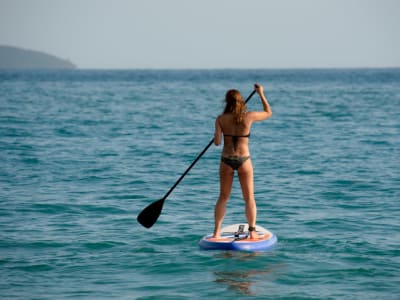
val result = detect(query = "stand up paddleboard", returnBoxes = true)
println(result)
[199,224,277,252]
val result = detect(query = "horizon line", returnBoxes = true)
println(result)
[1,66,400,71]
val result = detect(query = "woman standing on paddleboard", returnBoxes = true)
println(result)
[213,84,272,239]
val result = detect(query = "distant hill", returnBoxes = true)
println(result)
[0,45,77,69]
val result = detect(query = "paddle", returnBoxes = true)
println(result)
[137,89,257,228]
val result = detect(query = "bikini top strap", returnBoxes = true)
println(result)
[223,132,251,151]
[224,132,251,138]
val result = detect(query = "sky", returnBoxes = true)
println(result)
[0,0,399,69]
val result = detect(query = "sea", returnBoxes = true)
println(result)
[0,69,399,299]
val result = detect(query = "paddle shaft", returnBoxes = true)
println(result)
[160,89,257,201]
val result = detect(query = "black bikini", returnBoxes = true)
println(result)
[221,132,251,170]
[223,133,251,151]
[221,156,250,170]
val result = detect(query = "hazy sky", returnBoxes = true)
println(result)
[1,0,399,69]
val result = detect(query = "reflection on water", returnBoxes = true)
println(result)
[215,269,259,295]
[213,252,283,296]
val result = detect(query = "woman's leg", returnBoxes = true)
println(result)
[213,162,234,238]
[238,159,259,239]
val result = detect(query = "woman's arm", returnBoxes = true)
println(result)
[214,116,222,146]
[249,84,272,122]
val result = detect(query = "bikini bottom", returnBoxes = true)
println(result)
[221,156,250,171]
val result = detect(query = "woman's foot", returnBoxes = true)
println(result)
[248,226,261,239]
[249,231,262,239]
[212,229,221,239]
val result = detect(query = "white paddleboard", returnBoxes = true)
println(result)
[199,223,277,252]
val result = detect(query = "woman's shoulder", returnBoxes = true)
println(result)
[244,111,258,120]
[216,114,227,125]
[245,111,265,118]
[245,110,271,122]
[217,113,232,121]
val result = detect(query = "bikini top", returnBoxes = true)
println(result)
[223,132,251,151]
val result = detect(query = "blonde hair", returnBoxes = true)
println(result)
[224,89,246,124]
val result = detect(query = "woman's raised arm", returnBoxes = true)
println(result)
[248,84,272,122]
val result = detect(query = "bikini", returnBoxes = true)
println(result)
[221,132,251,170]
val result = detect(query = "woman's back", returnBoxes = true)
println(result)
[217,113,252,157]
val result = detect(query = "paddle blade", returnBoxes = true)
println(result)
[137,198,165,228]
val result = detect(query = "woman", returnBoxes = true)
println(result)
[213,84,272,239]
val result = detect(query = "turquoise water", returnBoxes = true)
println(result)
[1,69,399,299]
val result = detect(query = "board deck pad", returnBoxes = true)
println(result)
[199,223,277,251]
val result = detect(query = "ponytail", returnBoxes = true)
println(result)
[224,89,246,124]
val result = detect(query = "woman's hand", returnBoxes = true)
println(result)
[254,83,264,94]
